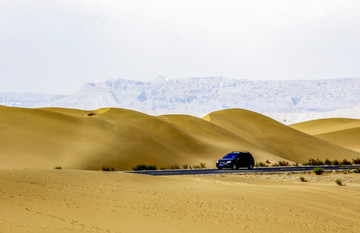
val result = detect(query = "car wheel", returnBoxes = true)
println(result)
[232,164,237,170]
[248,163,254,170]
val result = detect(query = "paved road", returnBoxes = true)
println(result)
[125,165,359,176]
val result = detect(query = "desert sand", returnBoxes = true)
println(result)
[1,106,360,232]
[1,168,359,233]
[290,118,360,152]
[1,106,359,170]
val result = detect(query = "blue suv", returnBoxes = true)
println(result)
[216,151,255,170]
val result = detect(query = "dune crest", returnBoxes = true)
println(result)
[1,106,359,170]
[203,109,360,162]
[290,118,360,152]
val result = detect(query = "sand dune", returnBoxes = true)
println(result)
[1,168,359,233]
[290,118,360,135]
[203,109,360,162]
[2,106,360,232]
[291,118,360,152]
[0,106,123,169]
[1,106,359,170]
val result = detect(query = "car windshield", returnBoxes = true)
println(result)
[223,154,237,159]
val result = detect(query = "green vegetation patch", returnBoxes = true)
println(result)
[335,179,344,186]
[304,158,360,166]
[313,167,324,175]
[352,167,360,173]
[353,158,360,164]
[303,158,324,166]
[272,161,289,166]
[255,162,268,167]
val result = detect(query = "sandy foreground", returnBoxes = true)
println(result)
[0,169,359,233]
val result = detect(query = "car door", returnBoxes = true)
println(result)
[238,153,249,167]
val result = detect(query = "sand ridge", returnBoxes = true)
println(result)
[1,106,359,170]
[203,109,360,162]
[290,118,360,152]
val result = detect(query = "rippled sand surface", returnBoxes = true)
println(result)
[1,169,359,233]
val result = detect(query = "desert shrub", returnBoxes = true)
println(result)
[102,166,115,171]
[352,158,360,164]
[272,161,289,167]
[87,112,96,116]
[324,158,332,165]
[145,164,157,170]
[193,163,206,169]
[293,162,299,167]
[278,161,289,166]
[257,162,268,167]
[313,167,324,175]
[256,162,268,167]
[54,166,62,169]
[340,159,352,165]
[303,159,313,165]
[332,160,339,165]
[353,167,360,173]
[132,164,157,171]
[317,159,325,165]
[303,158,324,166]
[170,164,180,169]
[343,168,352,174]
[265,160,271,164]
[182,164,189,169]
[299,176,307,182]
[335,179,344,186]
[133,164,146,171]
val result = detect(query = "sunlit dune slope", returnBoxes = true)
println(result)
[59,108,284,168]
[203,109,360,162]
[0,106,283,170]
[157,114,284,163]
[290,118,360,152]
[290,118,360,135]
[1,106,359,170]
[0,106,120,169]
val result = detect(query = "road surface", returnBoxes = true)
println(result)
[125,165,359,176]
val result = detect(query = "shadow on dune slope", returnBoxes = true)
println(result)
[1,106,359,170]
[290,118,360,152]
[203,109,360,162]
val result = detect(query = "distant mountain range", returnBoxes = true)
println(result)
[1,77,360,123]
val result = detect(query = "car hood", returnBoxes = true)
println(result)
[218,158,233,162]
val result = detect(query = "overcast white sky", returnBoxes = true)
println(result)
[1,0,360,94]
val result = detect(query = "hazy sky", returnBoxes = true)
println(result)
[1,0,360,94]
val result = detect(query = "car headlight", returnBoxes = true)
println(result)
[226,160,231,164]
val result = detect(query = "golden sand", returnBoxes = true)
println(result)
[204,109,359,162]
[1,106,360,232]
[290,118,360,152]
[1,106,359,170]
[0,168,359,233]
